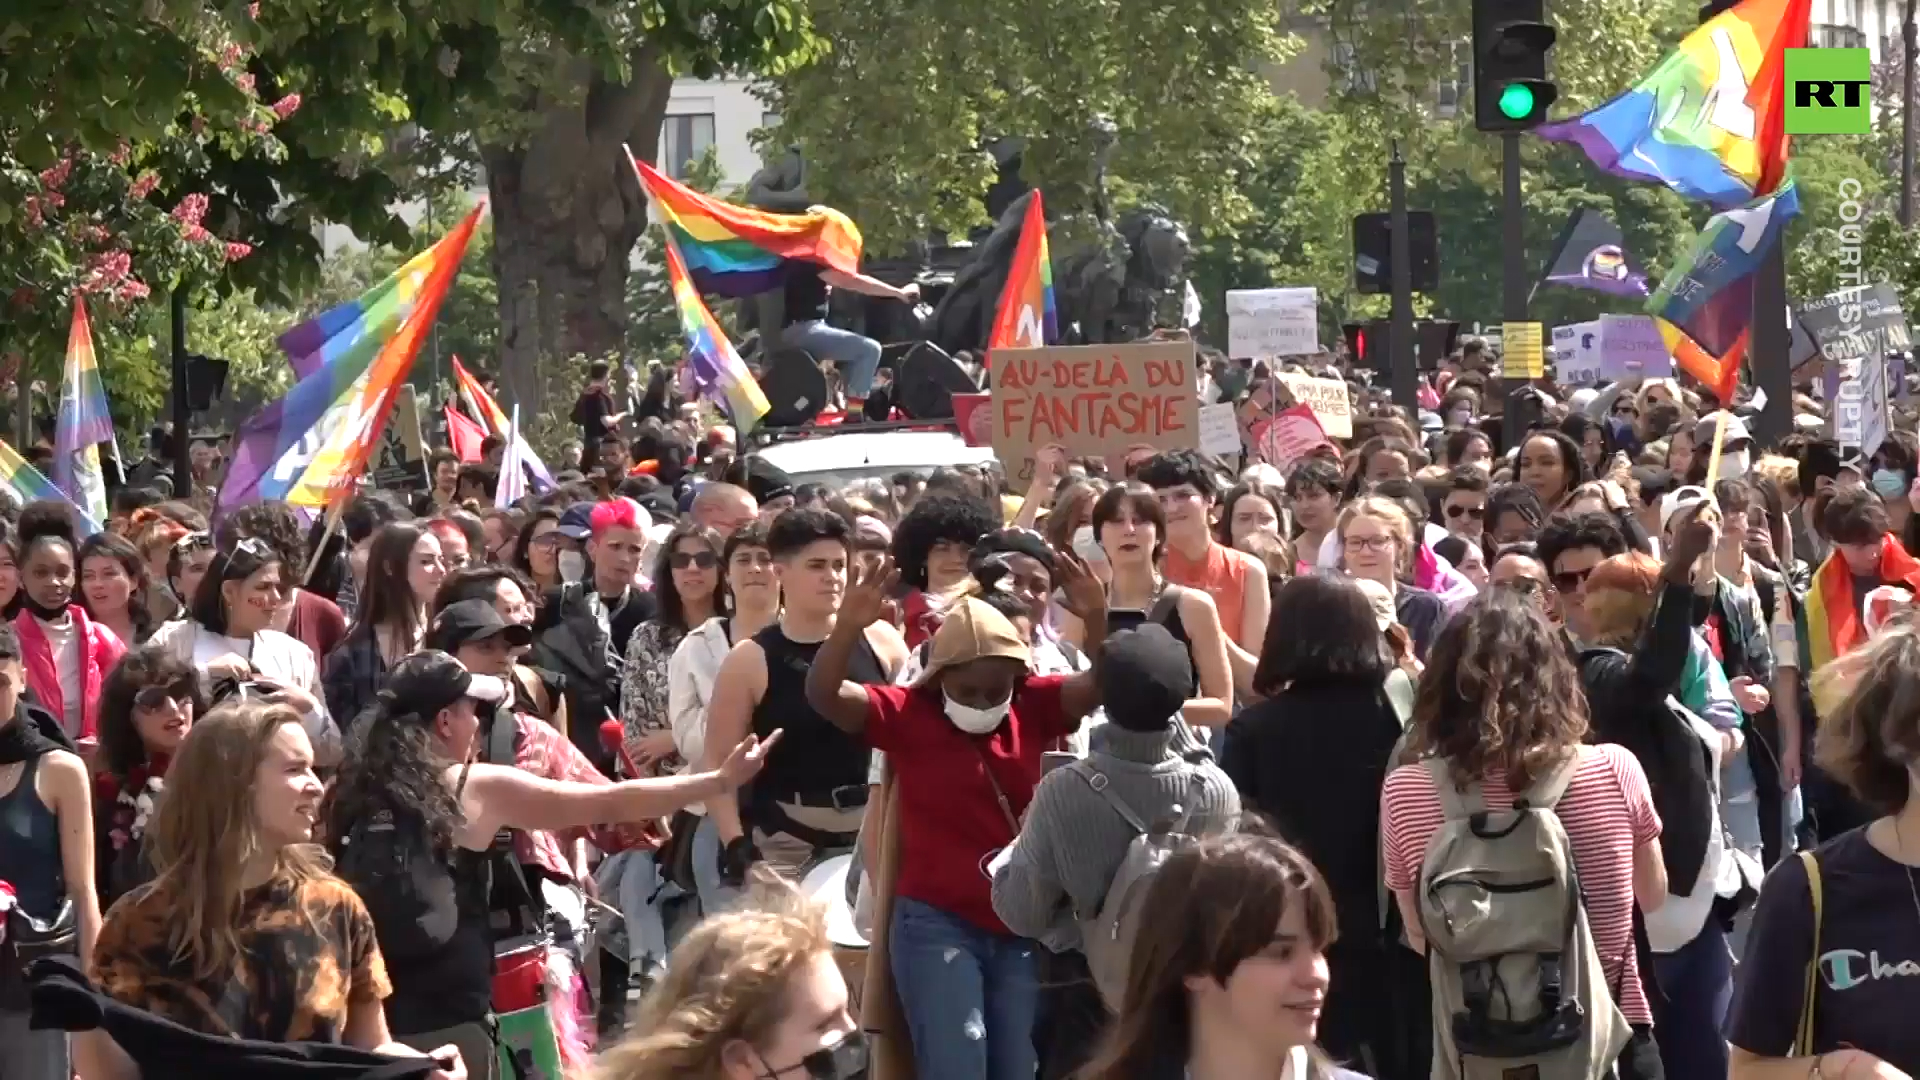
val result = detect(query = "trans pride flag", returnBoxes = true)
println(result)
[1535,0,1809,210]
[53,296,119,524]
[986,191,1057,363]
[221,205,484,510]
[631,155,863,297]
[0,439,101,535]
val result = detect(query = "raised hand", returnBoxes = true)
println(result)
[841,554,899,629]
[1052,545,1107,619]
[717,730,782,789]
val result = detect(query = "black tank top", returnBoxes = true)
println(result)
[783,265,830,324]
[0,755,64,918]
[1108,588,1197,688]
[750,623,884,805]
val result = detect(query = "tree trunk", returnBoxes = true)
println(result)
[483,46,675,417]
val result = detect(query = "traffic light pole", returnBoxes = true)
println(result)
[1388,142,1419,416]
[1501,132,1527,451]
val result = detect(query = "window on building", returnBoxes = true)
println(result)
[1330,41,1378,94]
[761,110,782,131]
[1435,42,1470,117]
[662,114,716,179]
[1813,21,1867,48]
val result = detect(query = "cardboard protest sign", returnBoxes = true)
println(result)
[1273,373,1353,439]
[1553,322,1602,386]
[1799,283,1912,363]
[991,342,1200,485]
[1597,314,1673,379]
[1198,403,1242,458]
[370,385,429,491]
[1253,405,1331,469]
[1226,288,1320,358]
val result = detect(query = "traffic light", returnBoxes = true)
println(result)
[1352,211,1439,294]
[1473,0,1557,131]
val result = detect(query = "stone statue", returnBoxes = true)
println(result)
[925,190,1038,356]
[733,145,812,350]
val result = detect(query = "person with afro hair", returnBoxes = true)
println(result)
[890,493,1002,649]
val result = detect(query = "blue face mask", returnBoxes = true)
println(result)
[1872,469,1908,498]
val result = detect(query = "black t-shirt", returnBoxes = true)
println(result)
[1728,827,1920,1074]
[571,387,613,441]
[783,264,830,324]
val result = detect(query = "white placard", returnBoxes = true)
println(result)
[1226,288,1319,359]
[1198,402,1242,457]
[1553,321,1602,386]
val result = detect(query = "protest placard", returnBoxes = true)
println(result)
[371,385,429,491]
[991,342,1200,484]
[1198,402,1242,458]
[1799,282,1912,363]
[1596,314,1673,379]
[1553,322,1602,386]
[1273,372,1353,439]
[1253,405,1331,469]
[1226,288,1320,359]
[1502,322,1544,379]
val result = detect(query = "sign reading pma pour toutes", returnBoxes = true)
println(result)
[1785,48,1872,135]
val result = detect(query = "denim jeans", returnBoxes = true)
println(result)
[596,849,685,968]
[889,896,1040,1080]
[691,815,740,916]
[781,320,883,399]
[1651,918,1732,1080]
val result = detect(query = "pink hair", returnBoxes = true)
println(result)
[590,498,643,538]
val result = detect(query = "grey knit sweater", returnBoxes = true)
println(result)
[991,724,1242,952]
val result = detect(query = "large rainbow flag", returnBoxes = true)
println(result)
[53,296,118,524]
[659,225,772,430]
[1535,0,1808,210]
[986,190,1057,363]
[631,155,863,297]
[1,438,101,536]
[221,205,485,510]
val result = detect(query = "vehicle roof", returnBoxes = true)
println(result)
[753,429,995,478]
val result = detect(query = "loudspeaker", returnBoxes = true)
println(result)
[758,348,830,428]
[1353,212,1439,294]
[895,342,978,419]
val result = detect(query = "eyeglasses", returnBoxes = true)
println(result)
[669,550,720,570]
[1343,535,1395,553]
[1550,566,1595,593]
[1445,504,1486,520]
[1497,577,1546,597]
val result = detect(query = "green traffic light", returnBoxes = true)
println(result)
[1498,83,1536,119]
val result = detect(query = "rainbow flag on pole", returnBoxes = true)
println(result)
[53,296,118,524]
[986,191,1057,363]
[630,154,863,297]
[658,227,772,431]
[1,439,101,535]
[221,205,485,510]
[450,357,554,491]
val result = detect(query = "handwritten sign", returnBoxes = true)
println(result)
[1198,403,1242,458]
[1597,314,1673,379]
[1253,405,1331,468]
[1554,321,1602,386]
[1226,288,1320,359]
[992,342,1200,484]
[370,385,429,491]
[1274,373,1353,439]
[1502,322,1544,379]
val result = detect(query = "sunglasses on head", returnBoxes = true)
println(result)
[1445,504,1485,520]
[1551,566,1595,593]
[173,531,214,554]
[669,550,719,570]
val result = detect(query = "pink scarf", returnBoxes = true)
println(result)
[12,606,127,740]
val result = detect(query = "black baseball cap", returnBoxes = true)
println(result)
[382,651,511,717]
[428,599,534,653]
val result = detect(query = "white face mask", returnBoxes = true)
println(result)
[1719,448,1751,481]
[944,691,1011,734]
[557,550,586,584]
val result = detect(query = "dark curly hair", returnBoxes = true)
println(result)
[220,502,309,576]
[96,645,206,781]
[1814,614,1920,815]
[652,521,726,633]
[889,494,1000,591]
[1408,588,1591,792]
[322,693,466,855]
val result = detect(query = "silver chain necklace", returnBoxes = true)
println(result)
[1893,818,1920,926]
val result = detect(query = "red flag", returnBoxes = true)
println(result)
[444,403,487,462]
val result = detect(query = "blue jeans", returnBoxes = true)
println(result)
[889,896,1040,1080]
[1651,918,1732,1080]
[782,320,882,399]
[691,815,740,915]
[596,849,683,968]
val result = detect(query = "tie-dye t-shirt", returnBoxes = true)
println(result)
[90,872,390,1043]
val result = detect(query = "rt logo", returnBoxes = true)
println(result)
[1784,48,1872,134]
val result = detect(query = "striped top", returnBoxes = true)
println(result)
[1380,743,1661,1025]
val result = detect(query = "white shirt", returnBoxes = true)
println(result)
[35,614,83,737]
[148,619,335,748]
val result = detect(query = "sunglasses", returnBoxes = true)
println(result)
[1551,566,1595,593]
[234,536,277,562]
[669,550,720,570]
[1498,577,1546,597]
[173,531,214,554]
[1445,504,1486,520]
[134,683,194,711]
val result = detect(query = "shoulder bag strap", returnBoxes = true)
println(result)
[1793,850,1824,1057]
[1425,758,1486,820]
[1147,585,1185,628]
[970,742,1021,837]
[1069,761,1151,834]
[1171,770,1208,833]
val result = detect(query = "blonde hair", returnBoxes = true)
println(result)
[1337,496,1414,572]
[596,882,837,1080]
[144,701,335,982]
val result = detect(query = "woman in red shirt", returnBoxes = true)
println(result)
[804,552,1106,1080]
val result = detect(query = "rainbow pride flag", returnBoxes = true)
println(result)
[1536,0,1809,210]
[660,226,772,431]
[986,191,1057,363]
[450,356,553,491]
[53,296,118,524]
[1,438,101,536]
[1805,536,1920,675]
[630,153,862,297]
[221,205,485,510]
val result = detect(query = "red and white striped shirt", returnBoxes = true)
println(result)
[1380,743,1661,1025]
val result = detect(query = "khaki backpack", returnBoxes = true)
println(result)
[1416,749,1629,1080]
